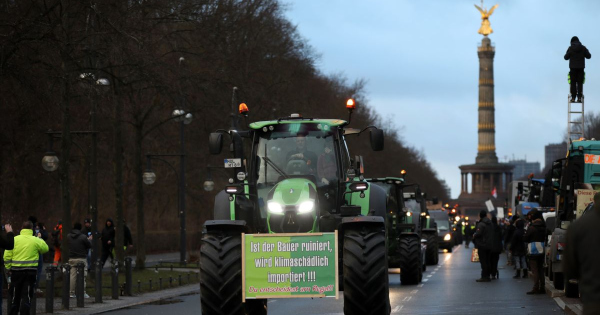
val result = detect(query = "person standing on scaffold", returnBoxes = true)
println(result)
[565,36,591,103]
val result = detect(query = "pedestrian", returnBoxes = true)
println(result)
[523,208,546,294]
[67,222,91,298]
[51,220,63,266]
[123,220,133,251]
[564,36,591,103]
[464,221,474,248]
[4,221,49,315]
[100,218,115,267]
[472,210,494,282]
[504,215,517,266]
[490,215,503,279]
[34,222,48,293]
[82,218,92,271]
[564,194,600,314]
[511,219,527,279]
[0,223,15,315]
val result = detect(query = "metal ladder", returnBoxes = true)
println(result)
[567,94,585,147]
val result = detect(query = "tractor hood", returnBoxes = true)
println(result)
[268,178,316,208]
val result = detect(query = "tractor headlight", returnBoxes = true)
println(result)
[298,200,315,214]
[267,202,284,214]
[444,233,451,241]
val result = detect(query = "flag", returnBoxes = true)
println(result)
[491,187,497,199]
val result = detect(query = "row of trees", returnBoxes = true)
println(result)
[0,0,449,269]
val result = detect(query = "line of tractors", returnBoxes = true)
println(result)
[199,99,452,315]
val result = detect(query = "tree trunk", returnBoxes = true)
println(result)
[60,69,72,264]
[114,88,125,265]
[134,126,146,269]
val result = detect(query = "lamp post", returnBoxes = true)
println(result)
[143,108,192,264]
[42,74,109,267]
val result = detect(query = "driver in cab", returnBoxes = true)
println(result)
[285,135,318,174]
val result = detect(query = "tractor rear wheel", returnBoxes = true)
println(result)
[200,229,267,315]
[399,236,421,285]
[343,224,391,315]
[424,233,439,265]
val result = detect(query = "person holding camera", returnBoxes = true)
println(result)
[4,221,48,314]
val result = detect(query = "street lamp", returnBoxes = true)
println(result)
[42,153,59,172]
[43,74,109,267]
[203,166,230,192]
[143,106,192,264]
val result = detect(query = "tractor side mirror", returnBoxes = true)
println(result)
[209,133,224,155]
[370,129,384,151]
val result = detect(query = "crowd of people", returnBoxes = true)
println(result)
[471,209,546,294]
[0,216,133,314]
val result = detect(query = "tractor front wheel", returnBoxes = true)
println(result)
[343,224,391,315]
[399,236,422,285]
[424,233,439,265]
[200,229,267,315]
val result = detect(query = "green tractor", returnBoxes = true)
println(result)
[369,178,438,285]
[200,100,390,315]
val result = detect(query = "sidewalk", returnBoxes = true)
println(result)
[3,252,199,314]
[29,283,199,314]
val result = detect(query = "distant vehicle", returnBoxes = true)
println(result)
[428,210,454,252]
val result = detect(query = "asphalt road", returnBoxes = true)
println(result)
[107,245,562,315]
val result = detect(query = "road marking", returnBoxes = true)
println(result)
[418,284,424,287]
[402,296,412,302]
[423,279,428,282]
[392,305,404,313]
[426,275,432,278]
[410,290,418,294]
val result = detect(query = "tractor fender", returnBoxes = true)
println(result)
[368,183,388,218]
[213,189,232,220]
[203,220,247,234]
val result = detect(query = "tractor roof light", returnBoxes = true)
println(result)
[239,103,249,116]
[407,212,412,217]
[346,98,356,110]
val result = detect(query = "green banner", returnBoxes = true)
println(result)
[242,232,338,300]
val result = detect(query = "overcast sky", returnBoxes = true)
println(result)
[284,0,600,198]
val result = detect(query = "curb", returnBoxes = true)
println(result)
[54,284,200,315]
[545,279,582,315]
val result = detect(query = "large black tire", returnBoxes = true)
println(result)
[399,236,421,285]
[564,280,579,298]
[553,272,564,290]
[424,233,439,265]
[200,229,267,315]
[447,245,453,253]
[343,224,391,315]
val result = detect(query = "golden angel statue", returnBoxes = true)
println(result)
[474,2,498,36]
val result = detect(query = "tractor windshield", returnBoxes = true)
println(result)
[253,123,340,218]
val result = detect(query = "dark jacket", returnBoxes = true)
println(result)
[123,224,133,247]
[101,219,115,250]
[473,217,494,250]
[1,230,15,271]
[524,219,546,243]
[491,223,503,254]
[510,220,527,256]
[564,204,600,306]
[565,37,591,69]
[504,223,516,246]
[68,229,91,259]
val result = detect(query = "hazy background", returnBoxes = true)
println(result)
[284,0,600,198]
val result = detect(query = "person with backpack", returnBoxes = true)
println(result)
[100,219,115,267]
[473,210,494,282]
[524,208,546,294]
[511,219,527,279]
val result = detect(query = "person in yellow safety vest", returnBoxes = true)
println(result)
[4,221,49,315]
